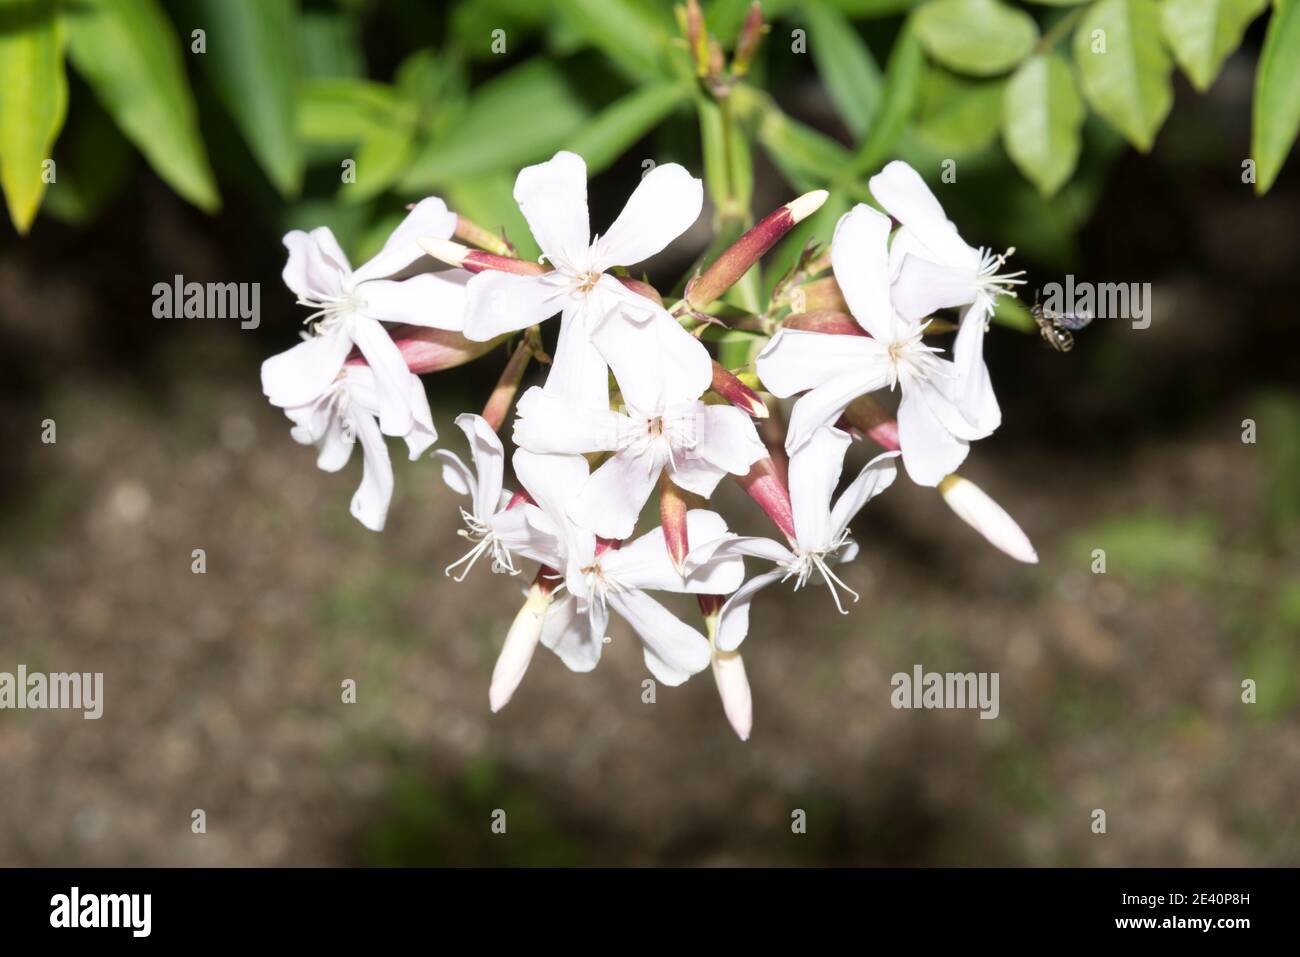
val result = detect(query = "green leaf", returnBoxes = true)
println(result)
[714,329,766,370]
[297,10,365,79]
[341,123,416,203]
[751,96,852,190]
[0,0,67,233]
[565,82,691,175]
[914,67,1004,157]
[192,0,302,197]
[64,0,218,211]
[1161,0,1267,92]
[552,0,674,83]
[804,0,883,139]
[399,59,588,190]
[826,0,921,14]
[40,98,131,224]
[1252,0,1300,194]
[848,17,924,175]
[1002,52,1084,196]
[914,0,1039,77]
[445,171,540,261]
[297,78,405,145]
[1073,0,1173,152]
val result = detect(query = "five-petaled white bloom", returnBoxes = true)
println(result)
[262,197,470,437]
[688,426,898,651]
[872,160,1024,436]
[511,384,767,539]
[457,151,713,412]
[757,198,998,486]
[504,449,745,688]
[435,413,535,580]
[280,363,437,532]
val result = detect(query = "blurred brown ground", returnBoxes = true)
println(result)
[1,56,1298,866]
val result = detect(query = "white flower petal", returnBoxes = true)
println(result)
[348,410,394,531]
[514,150,591,273]
[694,404,767,475]
[314,417,354,472]
[358,271,469,330]
[566,447,663,540]
[589,296,712,411]
[351,196,457,284]
[489,584,551,712]
[711,646,753,741]
[944,303,1001,434]
[603,509,744,594]
[261,329,353,409]
[403,374,438,460]
[591,162,703,270]
[608,588,712,685]
[434,448,473,496]
[512,385,620,455]
[789,425,851,550]
[667,455,728,498]
[830,450,900,540]
[450,413,503,517]
[282,227,351,301]
[869,160,976,272]
[546,301,613,411]
[784,367,888,454]
[830,204,897,340]
[891,252,979,322]
[464,271,568,340]
[939,475,1038,564]
[896,383,969,487]
[714,568,785,652]
[540,594,603,673]
[350,315,415,437]
[754,328,883,399]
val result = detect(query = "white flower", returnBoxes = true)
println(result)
[262,198,470,437]
[458,150,712,411]
[434,413,536,580]
[281,364,436,531]
[872,160,1024,435]
[505,449,745,688]
[687,427,898,651]
[510,384,766,539]
[756,202,996,486]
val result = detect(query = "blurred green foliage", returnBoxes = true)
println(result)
[0,0,1297,325]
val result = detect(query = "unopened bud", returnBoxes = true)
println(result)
[617,275,663,305]
[735,456,796,543]
[660,473,690,573]
[683,0,709,77]
[707,609,752,741]
[418,237,546,276]
[481,339,535,432]
[796,276,849,313]
[782,309,867,337]
[711,361,768,417]
[490,576,555,712]
[939,475,1038,564]
[381,326,500,374]
[843,395,900,451]
[731,2,765,77]
[453,215,514,257]
[687,191,829,310]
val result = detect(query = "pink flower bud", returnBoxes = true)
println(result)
[939,475,1038,564]
[371,326,500,374]
[453,215,515,257]
[660,475,690,573]
[481,339,535,432]
[686,191,828,309]
[731,2,765,77]
[793,276,849,313]
[843,395,900,451]
[783,310,868,337]
[418,238,546,276]
[617,276,662,305]
[735,456,796,543]
[711,361,768,417]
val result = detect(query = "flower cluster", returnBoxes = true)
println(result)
[261,151,1037,740]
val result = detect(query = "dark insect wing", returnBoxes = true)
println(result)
[1055,310,1093,331]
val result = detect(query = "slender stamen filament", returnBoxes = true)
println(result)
[779,530,860,615]
[445,506,518,581]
